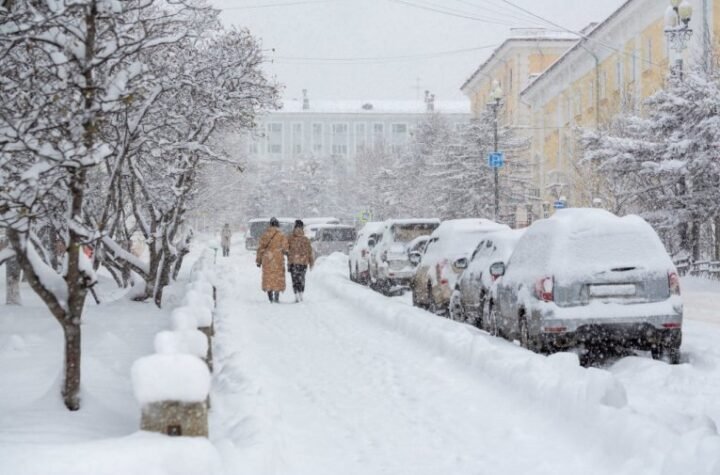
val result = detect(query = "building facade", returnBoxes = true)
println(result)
[520,0,719,215]
[460,29,578,225]
[246,92,471,173]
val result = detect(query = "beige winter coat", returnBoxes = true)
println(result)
[287,228,315,267]
[256,227,288,292]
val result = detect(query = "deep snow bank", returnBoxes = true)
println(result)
[311,253,720,475]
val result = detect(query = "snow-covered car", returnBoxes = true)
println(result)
[349,221,384,284]
[369,218,440,294]
[410,219,509,314]
[406,235,431,257]
[449,228,525,326]
[490,209,683,363]
[312,225,357,257]
[303,217,341,240]
[245,218,295,250]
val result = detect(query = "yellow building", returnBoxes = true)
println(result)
[460,29,576,226]
[520,0,719,215]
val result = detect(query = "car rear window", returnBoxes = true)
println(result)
[249,222,269,238]
[559,231,670,272]
[320,228,356,241]
[391,223,438,243]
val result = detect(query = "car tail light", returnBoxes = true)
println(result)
[436,260,449,286]
[668,271,681,295]
[662,322,681,329]
[534,276,554,302]
[542,326,567,334]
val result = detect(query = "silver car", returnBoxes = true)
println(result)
[489,209,683,363]
[449,229,525,327]
[312,225,357,257]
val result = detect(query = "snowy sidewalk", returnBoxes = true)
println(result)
[210,249,695,475]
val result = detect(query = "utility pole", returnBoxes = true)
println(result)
[487,80,504,222]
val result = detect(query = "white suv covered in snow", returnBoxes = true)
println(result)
[369,218,440,294]
[490,209,683,363]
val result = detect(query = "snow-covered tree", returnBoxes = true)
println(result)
[583,65,720,260]
[0,0,277,409]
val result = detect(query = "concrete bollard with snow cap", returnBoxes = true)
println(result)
[131,354,210,437]
[171,306,214,371]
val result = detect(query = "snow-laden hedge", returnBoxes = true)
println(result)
[312,254,720,474]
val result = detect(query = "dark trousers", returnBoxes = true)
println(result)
[222,246,229,257]
[289,264,308,293]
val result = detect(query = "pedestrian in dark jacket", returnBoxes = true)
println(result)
[287,219,314,302]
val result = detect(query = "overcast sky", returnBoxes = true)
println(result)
[212,0,626,103]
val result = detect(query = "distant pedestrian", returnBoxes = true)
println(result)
[256,217,288,303]
[221,223,232,257]
[287,219,314,302]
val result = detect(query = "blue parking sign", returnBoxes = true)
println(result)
[488,152,505,168]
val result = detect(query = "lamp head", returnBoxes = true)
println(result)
[678,1,692,24]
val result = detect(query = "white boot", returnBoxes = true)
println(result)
[294,292,300,303]
[299,292,304,302]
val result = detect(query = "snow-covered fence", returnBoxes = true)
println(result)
[675,258,720,280]
[130,248,218,437]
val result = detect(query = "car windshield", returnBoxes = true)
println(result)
[391,223,438,243]
[320,228,356,241]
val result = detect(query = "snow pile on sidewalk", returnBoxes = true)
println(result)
[312,253,720,475]
[0,242,223,475]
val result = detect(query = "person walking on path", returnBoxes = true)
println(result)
[221,223,232,257]
[256,217,289,303]
[287,219,314,302]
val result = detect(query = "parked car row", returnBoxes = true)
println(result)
[349,209,684,364]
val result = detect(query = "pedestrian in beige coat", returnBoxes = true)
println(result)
[256,217,289,303]
[287,220,314,302]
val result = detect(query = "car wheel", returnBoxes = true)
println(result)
[665,346,681,365]
[449,291,465,322]
[519,317,531,350]
[412,287,421,308]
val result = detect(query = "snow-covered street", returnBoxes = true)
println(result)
[1,239,720,474]
[209,245,720,475]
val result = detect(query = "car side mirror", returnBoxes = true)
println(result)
[454,257,469,270]
[409,251,422,266]
[489,261,506,278]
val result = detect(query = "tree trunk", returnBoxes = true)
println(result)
[6,258,21,305]
[172,249,188,281]
[691,220,701,261]
[61,321,81,411]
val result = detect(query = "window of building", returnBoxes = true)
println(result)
[616,60,623,91]
[588,79,594,107]
[600,71,607,99]
[312,123,323,153]
[391,123,408,151]
[292,123,303,155]
[355,123,367,152]
[509,68,513,92]
[645,38,653,70]
[631,49,637,83]
[332,123,349,156]
[267,123,282,155]
[373,123,385,147]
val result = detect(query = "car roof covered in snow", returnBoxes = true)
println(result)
[430,219,509,239]
[359,221,385,233]
[385,218,441,226]
[314,224,355,230]
[303,217,340,226]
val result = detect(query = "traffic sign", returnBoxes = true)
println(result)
[488,152,505,168]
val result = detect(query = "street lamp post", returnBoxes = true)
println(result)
[488,80,503,222]
[664,0,694,77]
